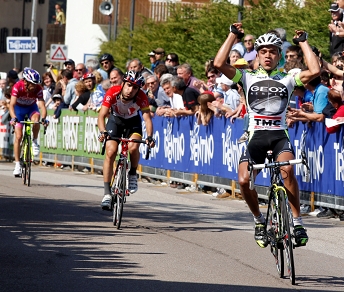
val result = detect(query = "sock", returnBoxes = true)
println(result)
[15,161,20,167]
[104,182,111,195]
[293,217,304,227]
[33,139,37,144]
[254,213,265,224]
[128,167,137,175]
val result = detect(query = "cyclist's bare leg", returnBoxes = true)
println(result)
[128,133,141,169]
[30,113,40,140]
[13,126,23,162]
[238,161,261,217]
[277,151,300,218]
[103,140,118,183]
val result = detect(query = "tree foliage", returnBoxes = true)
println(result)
[99,0,333,80]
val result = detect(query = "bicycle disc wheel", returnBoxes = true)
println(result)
[26,135,32,187]
[116,160,126,229]
[279,190,296,285]
[267,192,284,278]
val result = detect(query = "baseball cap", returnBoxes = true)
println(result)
[153,48,165,54]
[148,51,155,56]
[329,3,340,12]
[216,74,233,86]
[64,59,75,66]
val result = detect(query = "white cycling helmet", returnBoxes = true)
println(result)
[254,33,283,52]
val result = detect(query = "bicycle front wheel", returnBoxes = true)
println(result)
[26,135,32,187]
[267,191,284,278]
[21,137,29,185]
[279,190,296,285]
[116,160,127,229]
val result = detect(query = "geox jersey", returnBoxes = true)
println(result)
[232,67,303,131]
[102,85,150,119]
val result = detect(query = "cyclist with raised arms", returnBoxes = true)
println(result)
[10,68,49,176]
[97,70,155,210]
[214,23,320,248]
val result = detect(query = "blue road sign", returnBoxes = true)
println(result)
[6,37,38,53]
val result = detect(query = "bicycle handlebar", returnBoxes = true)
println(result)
[251,159,303,170]
[101,137,152,160]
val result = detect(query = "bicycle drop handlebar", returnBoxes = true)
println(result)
[101,137,151,160]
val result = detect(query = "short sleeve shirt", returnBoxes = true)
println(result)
[11,80,43,107]
[102,85,150,119]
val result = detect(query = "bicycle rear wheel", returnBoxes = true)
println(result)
[267,192,284,278]
[279,190,296,285]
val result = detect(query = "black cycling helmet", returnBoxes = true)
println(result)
[99,53,114,63]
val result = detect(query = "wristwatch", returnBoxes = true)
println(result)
[336,31,340,36]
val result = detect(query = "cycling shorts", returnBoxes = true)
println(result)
[105,114,142,141]
[14,104,40,128]
[239,130,295,165]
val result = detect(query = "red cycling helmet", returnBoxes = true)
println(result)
[82,73,95,80]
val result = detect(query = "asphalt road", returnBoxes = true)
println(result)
[0,162,343,292]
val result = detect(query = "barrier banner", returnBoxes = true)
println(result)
[2,109,339,198]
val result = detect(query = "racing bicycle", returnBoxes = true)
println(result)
[19,119,47,186]
[248,148,310,285]
[102,137,150,229]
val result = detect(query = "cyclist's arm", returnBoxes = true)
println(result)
[97,105,109,133]
[298,39,320,85]
[37,99,47,120]
[213,26,240,80]
[141,109,153,137]
[9,95,17,119]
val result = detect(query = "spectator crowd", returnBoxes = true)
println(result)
[1,2,344,221]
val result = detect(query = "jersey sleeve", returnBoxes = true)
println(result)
[137,90,150,111]
[231,69,244,84]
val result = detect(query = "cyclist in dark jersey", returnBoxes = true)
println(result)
[214,23,320,248]
[97,71,155,210]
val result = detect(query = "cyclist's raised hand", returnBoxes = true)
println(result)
[229,23,244,36]
[293,30,308,45]
[145,136,155,148]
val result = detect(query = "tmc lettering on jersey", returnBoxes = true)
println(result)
[253,115,282,129]
[190,123,214,167]
[62,116,80,150]
[43,115,58,149]
[84,116,100,154]
[164,121,184,164]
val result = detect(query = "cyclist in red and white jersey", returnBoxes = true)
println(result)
[214,23,320,248]
[9,68,49,176]
[97,71,155,210]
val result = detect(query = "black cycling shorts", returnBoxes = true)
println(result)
[239,130,295,165]
[105,114,142,141]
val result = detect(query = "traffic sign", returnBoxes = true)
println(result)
[50,44,68,61]
[6,37,38,53]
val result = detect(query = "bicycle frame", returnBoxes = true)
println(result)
[248,151,309,285]
[102,136,150,229]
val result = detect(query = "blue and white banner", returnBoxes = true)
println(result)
[140,115,344,198]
